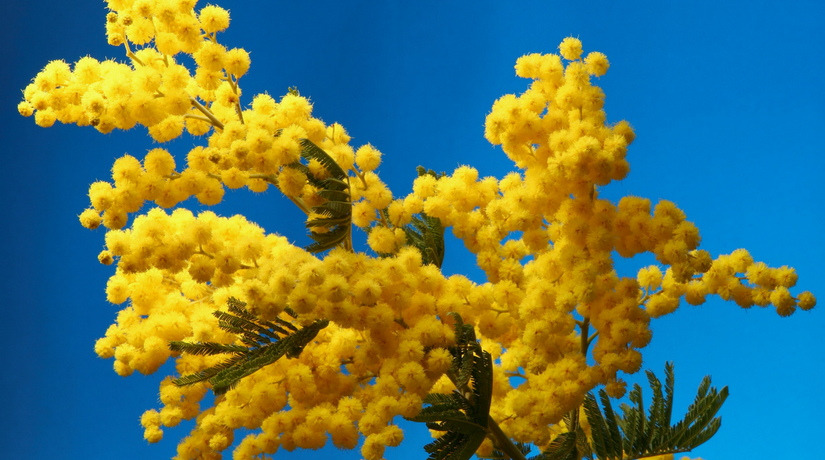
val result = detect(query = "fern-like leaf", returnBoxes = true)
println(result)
[291,139,353,254]
[406,312,493,460]
[395,166,447,267]
[170,298,328,395]
[542,362,727,460]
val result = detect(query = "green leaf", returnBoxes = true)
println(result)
[543,432,578,460]
[542,362,728,460]
[582,394,610,459]
[305,225,350,253]
[406,313,493,460]
[300,138,346,180]
[170,298,329,395]
[168,341,247,356]
[296,139,353,254]
[598,389,624,459]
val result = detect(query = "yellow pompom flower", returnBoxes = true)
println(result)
[199,5,231,33]
[637,266,663,290]
[584,51,609,76]
[363,182,393,210]
[797,291,816,311]
[17,101,34,117]
[98,250,114,265]
[79,208,102,229]
[34,109,56,127]
[195,179,225,206]
[352,201,377,228]
[558,37,583,61]
[194,41,227,72]
[770,287,796,316]
[88,181,115,211]
[355,144,382,171]
[367,226,397,254]
[277,166,307,197]
[220,167,248,189]
[412,174,438,198]
[224,48,251,78]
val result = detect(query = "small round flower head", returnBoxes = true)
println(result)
[17,101,34,117]
[34,109,56,127]
[224,48,250,78]
[154,32,181,56]
[770,286,796,316]
[612,120,636,144]
[79,208,102,229]
[514,53,542,79]
[637,266,663,290]
[89,181,115,211]
[367,226,397,254]
[797,291,816,311]
[559,37,583,61]
[98,250,114,265]
[199,5,230,33]
[193,42,227,72]
[605,377,627,398]
[355,144,382,171]
[277,166,307,197]
[195,179,225,206]
[584,51,609,76]
[220,167,248,189]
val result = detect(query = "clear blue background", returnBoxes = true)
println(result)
[2,1,823,459]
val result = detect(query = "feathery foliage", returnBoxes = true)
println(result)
[539,362,727,460]
[406,313,494,460]
[400,166,447,268]
[299,138,353,254]
[169,298,328,394]
[478,441,534,460]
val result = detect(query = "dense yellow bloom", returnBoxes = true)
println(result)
[20,3,816,459]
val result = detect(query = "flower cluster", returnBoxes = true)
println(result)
[19,2,815,459]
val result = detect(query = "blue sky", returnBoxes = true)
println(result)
[2,1,823,459]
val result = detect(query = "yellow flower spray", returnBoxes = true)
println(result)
[19,2,815,460]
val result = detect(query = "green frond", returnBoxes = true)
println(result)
[582,393,611,459]
[471,352,493,417]
[300,138,346,179]
[424,431,460,455]
[227,297,257,320]
[397,167,446,267]
[575,425,594,460]
[668,382,727,451]
[546,363,727,460]
[424,393,460,406]
[543,432,578,460]
[663,361,675,429]
[645,369,667,448]
[171,297,329,395]
[315,200,352,216]
[284,161,325,189]
[168,341,247,356]
[316,188,350,201]
[289,139,353,254]
[406,313,492,460]
[305,226,350,253]
[170,354,243,386]
[416,165,447,180]
[598,389,624,459]
[426,418,489,435]
[479,441,533,460]
[213,309,281,340]
[403,213,445,268]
